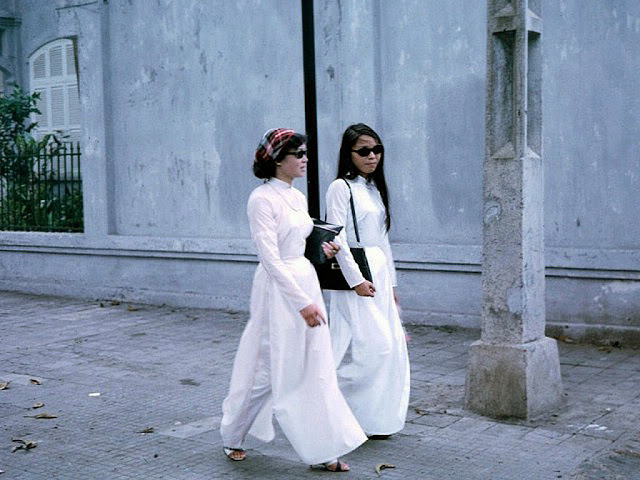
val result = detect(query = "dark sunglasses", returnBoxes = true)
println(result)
[286,149,307,159]
[351,144,384,157]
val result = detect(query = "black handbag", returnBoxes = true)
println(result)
[304,219,343,265]
[311,180,372,290]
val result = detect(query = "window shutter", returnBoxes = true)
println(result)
[34,89,49,128]
[30,39,81,138]
[50,86,65,128]
[33,53,47,79]
[49,45,63,77]
[68,85,81,125]
[66,43,76,75]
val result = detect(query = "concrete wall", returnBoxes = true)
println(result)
[1,0,639,345]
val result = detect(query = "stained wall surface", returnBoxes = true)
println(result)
[1,0,638,343]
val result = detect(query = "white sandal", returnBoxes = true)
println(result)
[223,446,246,461]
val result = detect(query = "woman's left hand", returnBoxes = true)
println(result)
[322,241,340,259]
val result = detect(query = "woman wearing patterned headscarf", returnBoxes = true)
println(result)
[220,128,366,471]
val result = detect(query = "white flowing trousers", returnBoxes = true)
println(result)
[330,246,410,436]
[220,258,367,465]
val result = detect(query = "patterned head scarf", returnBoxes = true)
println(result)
[255,128,296,164]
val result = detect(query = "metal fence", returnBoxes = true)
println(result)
[0,142,83,232]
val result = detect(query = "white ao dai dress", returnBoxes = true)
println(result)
[220,178,366,465]
[325,176,410,436]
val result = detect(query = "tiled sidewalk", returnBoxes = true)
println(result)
[0,291,639,479]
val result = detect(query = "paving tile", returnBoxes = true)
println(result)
[0,291,638,480]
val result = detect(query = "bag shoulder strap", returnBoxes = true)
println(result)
[342,178,361,243]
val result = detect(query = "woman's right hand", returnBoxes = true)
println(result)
[300,303,326,327]
[354,280,376,297]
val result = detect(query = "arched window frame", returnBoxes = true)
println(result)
[29,38,81,141]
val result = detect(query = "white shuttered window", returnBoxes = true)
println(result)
[29,39,80,140]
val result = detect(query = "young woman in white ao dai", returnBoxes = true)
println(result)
[325,124,410,437]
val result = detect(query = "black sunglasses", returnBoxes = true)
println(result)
[286,149,307,159]
[351,144,384,157]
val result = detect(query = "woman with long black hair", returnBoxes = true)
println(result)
[325,123,410,438]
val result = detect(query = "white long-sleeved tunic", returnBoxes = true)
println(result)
[325,176,410,435]
[220,178,366,464]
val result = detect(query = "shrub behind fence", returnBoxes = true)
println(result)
[0,142,83,232]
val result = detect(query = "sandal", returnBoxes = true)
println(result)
[223,446,246,461]
[368,434,391,440]
[311,460,350,472]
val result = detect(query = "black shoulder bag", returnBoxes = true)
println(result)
[310,180,373,290]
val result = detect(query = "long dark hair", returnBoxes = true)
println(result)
[336,123,391,231]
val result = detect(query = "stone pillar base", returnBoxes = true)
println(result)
[465,336,564,419]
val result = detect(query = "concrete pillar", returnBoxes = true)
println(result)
[465,0,563,419]
[60,2,115,237]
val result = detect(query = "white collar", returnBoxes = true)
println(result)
[268,177,293,189]
[353,175,375,187]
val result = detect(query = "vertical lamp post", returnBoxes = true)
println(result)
[301,0,320,219]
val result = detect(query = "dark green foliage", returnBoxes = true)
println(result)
[0,86,83,232]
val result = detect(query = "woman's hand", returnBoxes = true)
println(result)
[354,280,376,297]
[322,241,340,259]
[300,303,326,327]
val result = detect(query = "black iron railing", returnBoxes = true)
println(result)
[0,142,83,232]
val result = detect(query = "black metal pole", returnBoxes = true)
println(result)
[301,0,320,218]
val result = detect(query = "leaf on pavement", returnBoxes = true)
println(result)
[375,463,396,475]
[11,439,37,452]
[32,402,45,409]
[29,379,41,385]
[24,413,57,419]
[614,449,640,458]
[127,305,140,312]
[554,335,574,343]
[137,427,155,434]
[0,382,9,390]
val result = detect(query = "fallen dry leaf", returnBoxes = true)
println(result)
[127,305,140,312]
[137,427,154,434]
[375,463,396,475]
[34,413,57,419]
[29,379,41,385]
[554,335,574,344]
[111,300,121,306]
[32,402,45,409]
[614,449,640,458]
[24,413,57,419]
[0,382,10,390]
[11,438,37,452]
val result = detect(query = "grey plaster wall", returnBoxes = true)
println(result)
[106,1,307,238]
[544,2,640,251]
[1,0,639,344]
